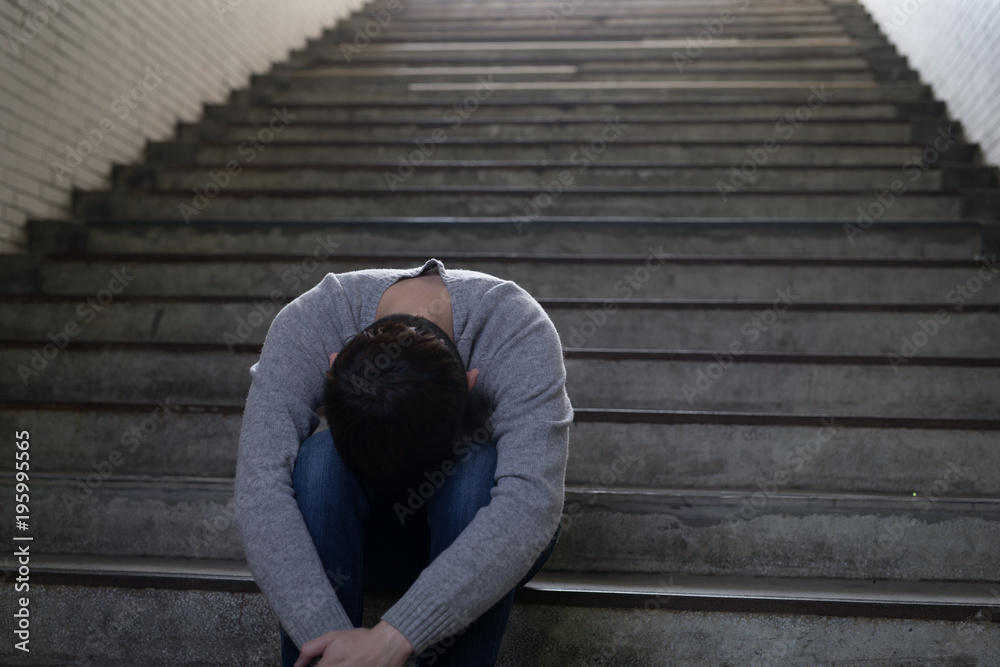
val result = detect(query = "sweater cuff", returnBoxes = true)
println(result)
[380,587,461,656]
[282,597,355,650]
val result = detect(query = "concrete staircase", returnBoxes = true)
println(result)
[3,0,1000,663]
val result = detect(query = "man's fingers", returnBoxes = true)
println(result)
[295,631,339,667]
[293,644,322,667]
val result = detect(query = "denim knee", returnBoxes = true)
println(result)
[425,442,498,544]
[292,429,362,516]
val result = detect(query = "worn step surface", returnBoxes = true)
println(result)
[182,119,921,142]
[29,219,988,258]
[3,404,998,494]
[260,86,932,104]
[4,344,1000,418]
[11,254,1000,304]
[76,189,972,220]
[148,139,961,166]
[1,555,997,666]
[2,476,997,581]
[5,296,999,356]
[236,100,943,121]
[114,163,970,191]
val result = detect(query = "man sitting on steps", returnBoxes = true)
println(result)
[234,257,572,667]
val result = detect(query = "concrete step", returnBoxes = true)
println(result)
[358,1,838,16]
[563,353,999,417]
[28,219,987,259]
[236,99,940,122]
[338,28,869,42]
[329,33,856,47]
[113,163,959,191]
[291,47,905,68]
[359,13,844,24]
[262,83,932,104]
[384,8,843,21]
[549,487,1000,579]
[4,345,998,418]
[2,555,997,666]
[347,31,884,48]
[149,139,970,167]
[287,55,878,73]
[331,12,853,25]
[4,296,1000,357]
[312,43,897,65]
[1,475,996,580]
[332,22,849,39]
[73,189,969,221]
[182,119,921,143]
[13,255,999,304]
[283,69,878,86]
[357,1,837,16]
[3,403,997,495]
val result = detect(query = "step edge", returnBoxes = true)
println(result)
[2,554,996,621]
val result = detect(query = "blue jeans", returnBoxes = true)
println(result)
[279,429,560,667]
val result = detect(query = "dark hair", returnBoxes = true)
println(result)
[324,314,471,496]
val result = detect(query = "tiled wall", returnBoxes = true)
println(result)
[858,0,1000,167]
[0,0,363,251]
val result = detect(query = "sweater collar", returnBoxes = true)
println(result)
[362,257,460,345]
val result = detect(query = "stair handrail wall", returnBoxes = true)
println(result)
[857,0,1000,168]
[0,0,366,253]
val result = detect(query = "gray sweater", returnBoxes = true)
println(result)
[234,258,572,654]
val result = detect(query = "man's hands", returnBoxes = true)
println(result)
[294,620,414,667]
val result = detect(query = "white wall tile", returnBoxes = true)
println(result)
[859,0,1000,167]
[0,0,364,251]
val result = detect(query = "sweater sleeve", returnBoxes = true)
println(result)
[380,281,573,655]
[233,286,355,648]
